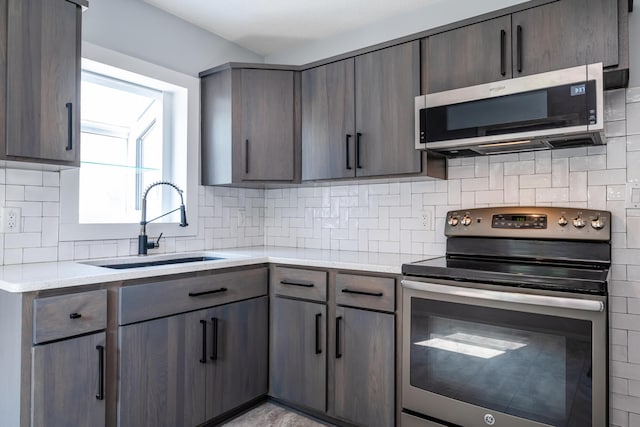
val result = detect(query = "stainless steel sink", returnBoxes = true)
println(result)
[83,253,227,269]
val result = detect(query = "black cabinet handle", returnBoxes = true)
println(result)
[500,29,506,77]
[188,287,227,297]
[516,25,523,73]
[280,279,314,288]
[245,139,250,174]
[96,345,104,400]
[356,132,363,169]
[210,317,218,361]
[66,102,73,151]
[341,288,383,297]
[346,134,352,170]
[69,313,82,319]
[336,316,342,359]
[199,320,207,364]
[315,313,322,355]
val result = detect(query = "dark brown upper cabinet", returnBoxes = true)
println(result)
[301,58,355,181]
[1,0,84,166]
[201,67,297,185]
[302,41,432,181]
[426,0,620,93]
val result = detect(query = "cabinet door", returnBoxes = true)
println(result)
[301,58,356,180]
[334,307,394,427]
[206,296,268,419]
[239,69,294,181]
[427,15,512,92]
[512,0,618,77]
[118,312,207,427]
[270,297,326,412]
[355,41,421,177]
[31,332,106,427]
[5,0,80,164]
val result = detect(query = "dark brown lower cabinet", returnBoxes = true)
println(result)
[118,296,268,427]
[334,306,394,427]
[31,332,106,427]
[205,296,269,419]
[270,296,327,412]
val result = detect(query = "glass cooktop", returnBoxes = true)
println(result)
[402,256,609,295]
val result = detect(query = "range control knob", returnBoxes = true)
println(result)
[558,216,568,227]
[447,216,459,226]
[591,216,605,230]
[461,215,472,226]
[572,216,586,228]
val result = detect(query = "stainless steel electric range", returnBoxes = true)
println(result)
[401,207,611,427]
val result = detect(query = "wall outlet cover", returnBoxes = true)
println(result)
[1,207,22,233]
[626,182,640,209]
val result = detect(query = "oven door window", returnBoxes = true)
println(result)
[410,297,592,427]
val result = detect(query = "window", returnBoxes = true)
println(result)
[80,71,165,223]
[60,43,199,241]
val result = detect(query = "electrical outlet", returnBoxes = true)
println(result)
[421,209,433,230]
[2,207,22,233]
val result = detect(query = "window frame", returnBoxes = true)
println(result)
[60,42,199,242]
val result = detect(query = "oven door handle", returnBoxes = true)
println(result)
[401,280,604,312]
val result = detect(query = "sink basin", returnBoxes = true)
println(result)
[88,255,225,269]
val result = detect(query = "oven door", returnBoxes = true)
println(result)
[401,279,607,427]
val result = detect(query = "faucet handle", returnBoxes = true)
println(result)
[153,233,164,248]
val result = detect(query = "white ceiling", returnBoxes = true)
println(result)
[143,0,443,56]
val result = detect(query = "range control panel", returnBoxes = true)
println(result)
[445,207,611,241]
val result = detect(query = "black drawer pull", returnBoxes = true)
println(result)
[96,345,104,400]
[280,279,314,288]
[69,313,82,319]
[336,316,342,359]
[516,25,523,73]
[211,317,218,361]
[199,320,207,364]
[245,139,250,174]
[341,288,383,297]
[315,313,322,355]
[499,29,506,76]
[188,287,228,297]
[356,132,363,169]
[66,102,73,151]
[346,134,352,170]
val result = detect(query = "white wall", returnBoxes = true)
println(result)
[264,0,529,65]
[82,0,263,76]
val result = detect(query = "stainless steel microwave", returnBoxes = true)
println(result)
[415,63,604,157]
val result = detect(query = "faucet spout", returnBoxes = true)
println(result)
[138,181,188,255]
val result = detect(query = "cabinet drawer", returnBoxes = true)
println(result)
[335,274,395,312]
[271,266,327,302]
[119,267,268,325]
[33,289,107,344]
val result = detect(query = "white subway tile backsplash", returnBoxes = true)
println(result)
[519,174,551,189]
[551,158,569,187]
[628,152,640,182]
[606,89,627,121]
[22,247,57,263]
[628,102,640,135]
[6,169,42,186]
[628,135,640,152]
[4,233,41,249]
[25,186,59,202]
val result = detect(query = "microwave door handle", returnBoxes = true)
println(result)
[400,280,604,312]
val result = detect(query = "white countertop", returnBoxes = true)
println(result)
[0,246,438,293]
